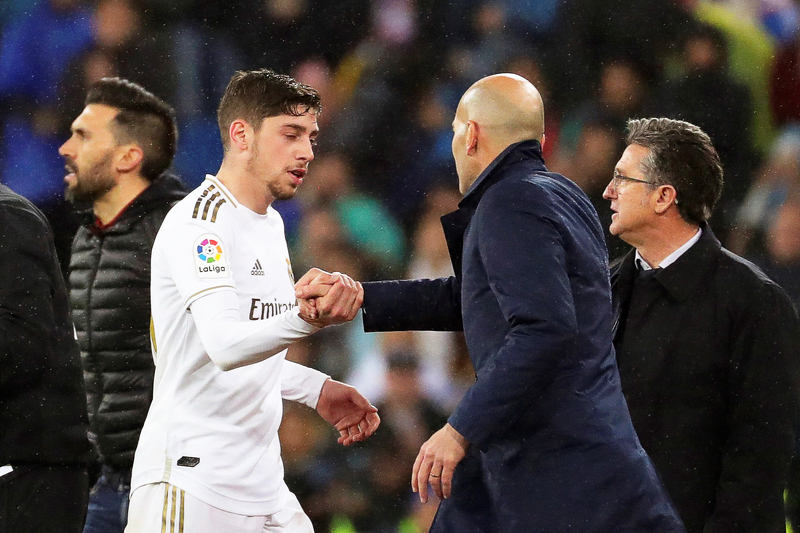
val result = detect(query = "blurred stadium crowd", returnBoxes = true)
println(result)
[2,0,800,531]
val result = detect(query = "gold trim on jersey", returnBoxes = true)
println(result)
[205,176,237,206]
[191,178,236,223]
[161,484,185,533]
[150,316,157,355]
[184,285,236,307]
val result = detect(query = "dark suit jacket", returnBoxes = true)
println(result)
[0,184,91,466]
[612,226,800,533]
[363,141,684,533]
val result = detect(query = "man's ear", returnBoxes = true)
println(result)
[653,184,678,215]
[466,120,479,156]
[229,119,250,151]
[117,144,144,173]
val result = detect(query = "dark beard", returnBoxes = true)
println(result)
[64,154,115,206]
[64,188,94,214]
[65,179,113,205]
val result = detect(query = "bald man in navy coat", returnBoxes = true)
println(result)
[298,74,684,533]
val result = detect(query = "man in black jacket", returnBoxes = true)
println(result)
[0,183,92,532]
[60,77,185,533]
[604,117,800,532]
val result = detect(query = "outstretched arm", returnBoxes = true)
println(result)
[188,271,362,371]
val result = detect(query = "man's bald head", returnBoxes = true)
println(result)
[451,74,545,193]
[460,73,544,148]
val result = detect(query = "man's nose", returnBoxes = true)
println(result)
[602,180,615,200]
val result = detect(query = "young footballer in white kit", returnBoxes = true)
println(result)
[126,69,380,533]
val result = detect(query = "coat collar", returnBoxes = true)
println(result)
[441,140,546,278]
[614,223,721,302]
[458,139,546,209]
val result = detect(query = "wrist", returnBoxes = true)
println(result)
[445,423,469,451]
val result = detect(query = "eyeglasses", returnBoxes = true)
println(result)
[612,171,655,189]
[610,171,680,205]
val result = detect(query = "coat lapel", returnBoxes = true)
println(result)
[440,209,470,281]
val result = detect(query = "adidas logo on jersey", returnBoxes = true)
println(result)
[251,259,265,276]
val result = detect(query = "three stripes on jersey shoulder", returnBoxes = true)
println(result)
[192,184,226,223]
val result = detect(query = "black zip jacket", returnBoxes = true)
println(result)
[69,174,185,469]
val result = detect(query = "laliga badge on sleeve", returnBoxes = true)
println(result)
[194,234,230,278]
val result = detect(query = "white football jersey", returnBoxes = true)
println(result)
[131,175,326,515]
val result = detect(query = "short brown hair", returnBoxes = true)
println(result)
[217,69,321,151]
[626,117,723,225]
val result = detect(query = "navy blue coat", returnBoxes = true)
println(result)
[362,141,684,532]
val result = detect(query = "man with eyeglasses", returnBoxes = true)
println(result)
[604,117,800,533]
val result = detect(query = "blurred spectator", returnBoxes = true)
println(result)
[316,343,448,533]
[169,22,240,186]
[728,125,800,257]
[279,401,343,532]
[293,58,344,132]
[0,0,93,270]
[649,22,757,237]
[322,0,460,201]
[758,192,800,304]
[771,32,800,126]
[385,83,459,232]
[555,56,651,164]
[293,203,348,272]
[502,0,563,46]
[551,0,689,111]
[752,191,800,533]
[552,57,649,260]
[356,350,447,532]
[58,0,177,133]
[690,0,777,154]
[377,349,449,455]
[198,0,369,75]
[300,151,406,279]
[447,2,532,86]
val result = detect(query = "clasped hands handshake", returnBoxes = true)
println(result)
[294,268,379,446]
[294,267,363,328]
[295,268,468,500]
